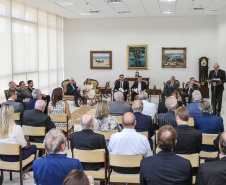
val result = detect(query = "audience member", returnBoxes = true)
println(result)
[33,129,83,185]
[94,101,121,132]
[109,91,132,116]
[131,76,148,101]
[0,104,37,179]
[23,100,56,143]
[161,76,179,101]
[63,170,90,185]
[26,89,42,110]
[70,114,108,171]
[83,78,98,106]
[138,91,157,119]
[65,77,85,107]
[194,100,224,151]
[8,81,29,103]
[114,74,129,101]
[109,112,152,174]
[181,77,199,106]
[195,131,226,185]
[140,125,192,185]
[158,96,177,128]
[48,87,71,128]
[186,90,202,118]
[19,81,32,99]
[0,176,2,185]
[133,100,155,149]
[173,107,202,154]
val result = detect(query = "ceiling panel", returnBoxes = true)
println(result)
[141,0,160,15]
[123,0,146,15]
[159,1,176,13]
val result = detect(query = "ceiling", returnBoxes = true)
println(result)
[16,0,226,19]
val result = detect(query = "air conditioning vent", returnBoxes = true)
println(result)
[89,11,100,13]
[105,0,122,3]
[193,8,204,10]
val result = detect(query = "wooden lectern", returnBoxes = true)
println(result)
[207,79,222,115]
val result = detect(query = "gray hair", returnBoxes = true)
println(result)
[219,132,226,155]
[114,91,123,101]
[198,100,211,113]
[192,90,201,101]
[80,114,94,129]
[138,91,148,100]
[214,63,219,67]
[44,129,65,154]
[165,96,177,111]
[69,77,74,81]
[132,100,143,112]
[122,112,136,127]
[35,100,46,109]
[32,89,41,99]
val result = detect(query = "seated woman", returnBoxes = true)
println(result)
[83,78,98,106]
[48,87,71,128]
[0,104,37,179]
[94,101,121,132]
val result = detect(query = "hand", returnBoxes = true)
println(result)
[77,88,81,91]
[42,94,46,97]
[132,89,134,92]
[24,98,29,103]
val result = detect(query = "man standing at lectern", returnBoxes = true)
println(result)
[209,63,226,116]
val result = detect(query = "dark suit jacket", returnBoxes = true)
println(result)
[208,69,226,91]
[174,125,202,154]
[164,81,179,92]
[70,129,108,170]
[158,111,177,128]
[183,83,199,95]
[27,87,34,93]
[66,83,78,95]
[109,101,132,116]
[114,80,129,92]
[140,151,192,185]
[26,98,38,110]
[23,109,56,143]
[131,81,148,91]
[195,157,226,185]
[158,100,182,114]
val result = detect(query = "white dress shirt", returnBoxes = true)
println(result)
[142,100,157,120]
[108,129,153,158]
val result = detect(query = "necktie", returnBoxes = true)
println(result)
[170,83,173,87]
[138,83,141,93]
[120,81,123,88]
[71,84,75,89]
[215,71,218,77]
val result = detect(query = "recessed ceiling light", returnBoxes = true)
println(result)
[89,11,100,14]
[162,10,174,14]
[159,0,176,2]
[78,13,92,16]
[105,0,122,3]
[205,9,219,12]
[118,11,131,14]
[56,1,74,6]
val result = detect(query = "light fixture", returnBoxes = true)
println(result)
[159,0,176,2]
[205,9,219,12]
[162,10,174,14]
[78,13,92,16]
[105,0,122,3]
[56,1,74,6]
[118,11,131,14]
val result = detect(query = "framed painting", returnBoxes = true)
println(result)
[90,51,112,69]
[127,45,148,70]
[162,47,186,68]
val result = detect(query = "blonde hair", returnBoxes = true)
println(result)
[95,101,109,120]
[0,104,16,138]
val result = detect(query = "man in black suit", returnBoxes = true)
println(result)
[208,63,226,116]
[131,76,148,101]
[174,106,202,154]
[65,77,85,107]
[195,131,226,185]
[114,74,129,101]
[181,77,199,106]
[70,114,108,171]
[23,100,56,143]
[140,125,192,185]
[161,76,179,101]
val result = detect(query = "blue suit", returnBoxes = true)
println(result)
[194,113,224,151]
[26,98,38,110]
[186,101,202,118]
[33,154,83,185]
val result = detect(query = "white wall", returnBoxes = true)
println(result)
[64,16,218,90]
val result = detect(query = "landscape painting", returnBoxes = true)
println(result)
[162,47,186,68]
[90,51,112,69]
[127,45,148,70]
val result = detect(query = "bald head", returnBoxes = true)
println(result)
[114,91,123,101]
[219,132,226,155]
[122,112,136,128]
[132,100,143,112]
[35,100,46,112]
[80,114,94,129]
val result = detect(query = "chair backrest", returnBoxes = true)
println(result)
[94,130,118,140]
[83,79,99,89]
[22,125,46,136]
[202,134,218,145]
[0,143,20,155]
[14,112,21,121]
[73,149,105,163]
[164,80,180,88]
[137,132,149,139]
[177,154,199,168]
[188,118,194,127]
[109,153,143,167]
[4,90,8,100]
[115,116,122,124]
[183,81,201,88]
[50,114,68,122]
[61,79,70,94]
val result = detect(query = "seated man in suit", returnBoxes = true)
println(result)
[194,100,224,152]
[161,76,179,102]
[23,100,55,143]
[173,106,202,154]
[65,77,85,107]
[138,91,157,120]
[109,91,132,116]
[133,100,155,149]
[158,96,177,128]
[70,114,108,171]
[181,77,199,106]
[19,81,32,99]
[26,89,42,110]
[2,90,24,125]
[186,90,202,118]
[131,76,148,101]
[114,74,129,101]
[196,131,226,185]
[33,129,83,185]
[8,81,29,103]
[140,125,192,185]
[109,112,152,174]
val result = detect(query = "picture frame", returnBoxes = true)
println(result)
[90,51,112,69]
[127,45,148,70]
[162,47,186,68]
